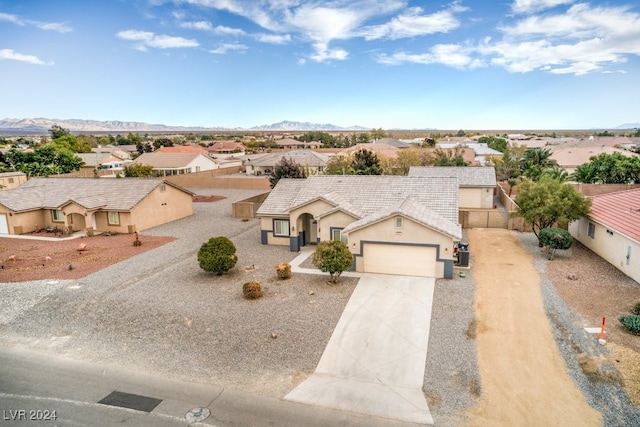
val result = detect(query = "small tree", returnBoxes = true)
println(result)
[515,176,591,241]
[312,240,354,284]
[351,148,382,175]
[269,156,307,188]
[197,236,238,275]
[538,227,573,260]
[124,163,154,177]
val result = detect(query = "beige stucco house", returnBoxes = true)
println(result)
[0,172,27,190]
[134,152,219,176]
[0,177,193,236]
[257,175,462,278]
[245,150,330,176]
[569,188,640,283]
[408,166,496,209]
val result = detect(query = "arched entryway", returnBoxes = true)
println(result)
[67,213,87,233]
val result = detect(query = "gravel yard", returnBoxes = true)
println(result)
[1,187,640,426]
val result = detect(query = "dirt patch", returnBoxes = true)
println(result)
[193,195,226,202]
[466,229,602,426]
[0,234,176,282]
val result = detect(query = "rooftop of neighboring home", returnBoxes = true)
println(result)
[275,138,322,148]
[206,141,246,153]
[248,149,329,167]
[157,145,208,154]
[587,188,640,242]
[0,177,191,212]
[374,138,412,149]
[549,141,636,169]
[134,151,217,168]
[339,142,401,159]
[408,166,497,187]
[257,175,460,226]
[0,171,26,178]
[437,142,503,157]
[76,152,126,167]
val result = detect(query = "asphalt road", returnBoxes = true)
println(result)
[0,346,420,427]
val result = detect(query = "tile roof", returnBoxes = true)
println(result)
[340,143,400,159]
[0,177,190,212]
[76,152,115,167]
[257,175,459,225]
[0,171,26,178]
[550,145,635,168]
[134,152,216,168]
[250,150,330,167]
[408,166,497,187]
[157,146,208,154]
[207,141,246,151]
[342,196,462,240]
[588,188,640,242]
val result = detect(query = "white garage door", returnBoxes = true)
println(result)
[363,244,437,277]
[0,214,8,234]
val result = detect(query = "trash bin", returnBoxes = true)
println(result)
[458,249,470,267]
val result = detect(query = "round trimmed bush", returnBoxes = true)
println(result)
[275,262,292,279]
[243,281,262,299]
[197,236,238,275]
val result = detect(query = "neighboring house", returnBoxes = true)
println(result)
[257,175,462,278]
[157,145,208,155]
[569,189,640,283]
[206,141,246,158]
[92,145,132,160]
[76,152,130,176]
[550,141,636,174]
[133,152,219,176]
[0,177,193,236]
[0,172,27,191]
[245,149,329,176]
[437,142,503,165]
[275,138,322,150]
[408,166,496,209]
[375,138,412,149]
[339,142,401,159]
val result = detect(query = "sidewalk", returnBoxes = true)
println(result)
[289,246,362,278]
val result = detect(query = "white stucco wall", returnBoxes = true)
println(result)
[570,218,640,283]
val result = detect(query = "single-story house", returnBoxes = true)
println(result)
[275,138,322,150]
[133,152,219,176]
[569,188,640,283]
[437,143,503,165]
[0,177,194,236]
[206,141,246,158]
[408,166,496,209]
[245,150,329,176]
[339,142,401,159]
[75,152,131,177]
[0,172,27,191]
[375,138,412,149]
[157,145,208,155]
[257,175,462,278]
[550,141,636,174]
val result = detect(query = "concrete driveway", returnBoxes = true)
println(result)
[285,273,435,425]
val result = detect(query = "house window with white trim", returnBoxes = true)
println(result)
[273,219,290,237]
[108,211,120,225]
[587,222,595,239]
[52,210,64,222]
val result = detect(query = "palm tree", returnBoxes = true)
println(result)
[521,148,558,180]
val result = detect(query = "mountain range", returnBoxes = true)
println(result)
[0,118,368,134]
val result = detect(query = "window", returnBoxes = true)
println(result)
[159,184,166,192]
[395,217,403,228]
[331,228,349,244]
[52,209,64,222]
[8,177,14,183]
[108,211,120,225]
[273,219,290,237]
[587,222,595,239]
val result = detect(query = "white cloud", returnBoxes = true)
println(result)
[309,42,348,62]
[256,33,291,44]
[180,20,245,36]
[209,43,248,54]
[0,12,72,33]
[377,43,483,69]
[511,0,575,14]
[0,48,53,65]
[360,5,466,40]
[117,29,199,50]
[180,20,214,31]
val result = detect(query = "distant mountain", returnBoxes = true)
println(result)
[250,120,368,131]
[615,123,640,129]
[0,118,229,134]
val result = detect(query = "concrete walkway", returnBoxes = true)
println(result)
[285,273,435,425]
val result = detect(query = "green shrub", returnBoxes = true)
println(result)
[197,236,238,275]
[632,300,640,315]
[618,314,640,335]
[539,227,573,250]
[312,240,353,284]
[242,281,262,299]
[275,262,292,279]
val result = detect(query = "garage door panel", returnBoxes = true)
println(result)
[0,214,8,234]
[363,244,436,277]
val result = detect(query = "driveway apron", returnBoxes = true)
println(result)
[285,273,435,425]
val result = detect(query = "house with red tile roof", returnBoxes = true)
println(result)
[157,145,208,154]
[569,188,640,283]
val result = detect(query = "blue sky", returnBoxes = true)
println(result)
[1,0,639,130]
